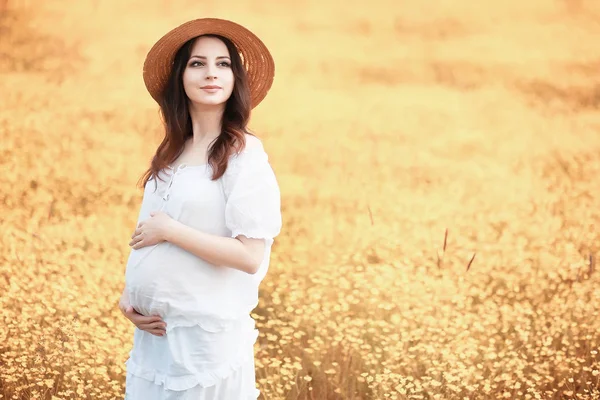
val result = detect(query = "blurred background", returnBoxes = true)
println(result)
[1,0,599,399]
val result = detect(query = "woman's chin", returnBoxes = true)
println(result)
[189,97,228,108]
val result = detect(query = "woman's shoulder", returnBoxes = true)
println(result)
[228,133,265,161]
[238,133,264,153]
[224,134,267,177]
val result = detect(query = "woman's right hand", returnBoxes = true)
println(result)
[119,291,167,337]
[122,306,167,336]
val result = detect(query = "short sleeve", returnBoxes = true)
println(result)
[222,136,282,246]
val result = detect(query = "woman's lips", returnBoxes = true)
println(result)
[201,87,221,93]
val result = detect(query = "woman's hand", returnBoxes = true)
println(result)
[119,291,167,337]
[122,306,167,337]
[129,211,174,249]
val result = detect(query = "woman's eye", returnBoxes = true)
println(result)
[219,62,231,67]
[190,61,203,67]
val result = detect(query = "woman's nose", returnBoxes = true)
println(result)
[206,65,217,80]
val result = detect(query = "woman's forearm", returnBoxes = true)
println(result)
[164,220,258,274]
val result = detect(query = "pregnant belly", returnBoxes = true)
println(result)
[125,242,233,318]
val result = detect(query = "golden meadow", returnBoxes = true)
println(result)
[1,0,599,399]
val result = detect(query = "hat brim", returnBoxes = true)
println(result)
[143,18,274,109]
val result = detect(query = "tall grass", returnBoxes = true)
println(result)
[1,0,599,399]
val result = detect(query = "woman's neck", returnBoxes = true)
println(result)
[188,103,224,144]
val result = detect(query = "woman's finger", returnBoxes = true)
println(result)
[130,234,142,245]
[130,235,144,248]
[131,227,142,239]
[138,324,167,333]
[125,309,163,324]
[132,313,164,325]
[138,321,166,331]
[143,328,166,336]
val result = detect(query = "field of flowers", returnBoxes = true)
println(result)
[1,0,599,399]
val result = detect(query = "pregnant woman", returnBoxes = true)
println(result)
[117,18,282,399]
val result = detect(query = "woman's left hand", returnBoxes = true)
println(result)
[129,211,174,249]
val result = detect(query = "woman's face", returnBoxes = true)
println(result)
[182,36,235,108]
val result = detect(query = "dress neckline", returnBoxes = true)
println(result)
[167,162,209,171]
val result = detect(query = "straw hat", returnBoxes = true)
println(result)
[143,18,275,108]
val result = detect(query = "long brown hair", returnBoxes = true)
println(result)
[137,34,254,191]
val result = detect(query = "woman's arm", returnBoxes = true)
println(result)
[129,211,266,274]
[164,219,265,275]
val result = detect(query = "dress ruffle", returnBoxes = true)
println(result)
[124,315,259,393]
[124,331,257,390]
[162,314,240,334]
[125,361,260,399]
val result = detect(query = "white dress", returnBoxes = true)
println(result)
[123,135,282,400]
